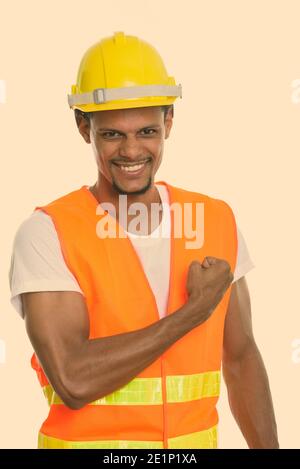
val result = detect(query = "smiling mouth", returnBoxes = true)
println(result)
[112,159,151,174]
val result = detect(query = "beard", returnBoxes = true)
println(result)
[112,176,152,195]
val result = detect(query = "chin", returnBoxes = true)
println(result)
[112,178,152,196]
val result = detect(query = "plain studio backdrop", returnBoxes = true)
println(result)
[0,0,299,448]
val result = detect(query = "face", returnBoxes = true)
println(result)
[77,106,173,196]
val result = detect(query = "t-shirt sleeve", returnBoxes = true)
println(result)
[9,210,83,318]
[233,224,255,283]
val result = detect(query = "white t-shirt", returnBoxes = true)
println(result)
[9,184,255,319]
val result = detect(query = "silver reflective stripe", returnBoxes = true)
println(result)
[68,84,182,107]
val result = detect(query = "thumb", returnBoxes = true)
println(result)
[202,256,218,268]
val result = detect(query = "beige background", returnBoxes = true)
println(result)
[0,0,299,448]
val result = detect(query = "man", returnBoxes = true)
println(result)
[9,32,279,449]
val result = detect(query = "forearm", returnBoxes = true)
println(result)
[223,342,279,449]
[25,258,232,410]
[64,301,202,409]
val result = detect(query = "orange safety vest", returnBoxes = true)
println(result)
[31,181,237,449]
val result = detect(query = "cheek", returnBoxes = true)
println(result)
[153,141,164,162]
[91,141,114,166]
[146,145,161,173]
[147,139,163,158]
[91,139,98,156]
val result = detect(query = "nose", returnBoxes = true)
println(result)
[119,135,143,160]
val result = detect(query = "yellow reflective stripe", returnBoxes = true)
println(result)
[43,377,163,406]
[43,385,56,406]
[43,371,220,407]
[167,371,220,403]
[91,377,163,405]
[38,426,217,449]
[168,425,218,449]
[38,433,164,449]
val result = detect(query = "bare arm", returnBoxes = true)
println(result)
[222,276,279,449]
[23,291,201,410]
[23,258,233,410]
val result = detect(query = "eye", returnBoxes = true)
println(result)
[102,131,120,139]
[140,128,157,136]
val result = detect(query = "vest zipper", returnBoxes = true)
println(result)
[160,181,173,450]
[161,357,168,449]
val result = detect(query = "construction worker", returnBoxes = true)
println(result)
[9,32,279,449]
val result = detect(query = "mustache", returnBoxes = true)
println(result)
[111,157,152,165]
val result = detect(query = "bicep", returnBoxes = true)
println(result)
[223,276,255,363]
[23,291,89,395]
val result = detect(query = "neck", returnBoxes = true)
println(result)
[89,176,162,220]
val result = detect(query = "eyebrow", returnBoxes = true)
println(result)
[97,124,161,133]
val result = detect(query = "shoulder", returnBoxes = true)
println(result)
[13,186,88,243]
[166,182,211,202]
[13,210,57,249]
[39,186,89,212]
[166,182,235,216]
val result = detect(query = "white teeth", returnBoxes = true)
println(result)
[120,163,145,172]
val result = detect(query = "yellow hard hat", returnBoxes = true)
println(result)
[68,32,182,113]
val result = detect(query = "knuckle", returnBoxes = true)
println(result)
[221,259,230,271]
[207,256,217,264]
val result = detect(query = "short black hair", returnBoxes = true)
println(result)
[74,104,174,125]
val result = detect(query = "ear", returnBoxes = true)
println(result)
[74,111,91,144]
[164,110,173,140]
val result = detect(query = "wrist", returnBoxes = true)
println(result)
[176,298,208,331]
